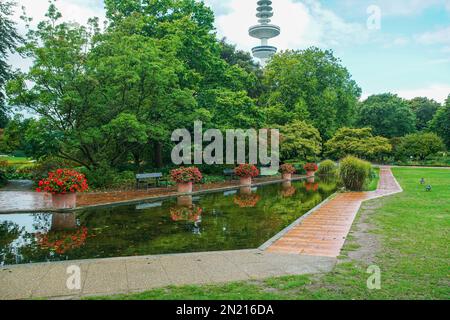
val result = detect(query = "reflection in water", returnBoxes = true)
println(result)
[0,176,337,265]
[281,181,296,198]
[233,186,261,208]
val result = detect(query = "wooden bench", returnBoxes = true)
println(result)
[223,169,237,181]
[136,173,168,190]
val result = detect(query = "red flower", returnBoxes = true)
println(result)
[36,169,88,195]
[170,167,203,184]
[280,164,296,174]
[304,163,318,172]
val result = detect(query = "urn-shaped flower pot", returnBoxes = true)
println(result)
[177,182,193,193]
[282,173,292,181]
[240,176,252,186]
[52,193,77,209]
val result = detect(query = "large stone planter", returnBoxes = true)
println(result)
[282,173,292,181]
[177,182,193,193]
[239,176,252,186]
[52,193,77,209]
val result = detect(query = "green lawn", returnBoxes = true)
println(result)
[90,168,450,300]
[0,156,34,165]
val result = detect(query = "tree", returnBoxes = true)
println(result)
[0,1,22,128]
[262,48,361,139]
[408,97,440,131]
[430,95,450,149]
[7,5,200,169]
[357,93,416,138]
[325,127,392,161]
[394,132,445,161]
[279,120,322,162]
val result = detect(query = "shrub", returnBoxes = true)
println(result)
[317,160,337,175]
[339,156,372,191]
[394,132,445,161]
[31,157,76,184]
[170,167,203,183]
[0,170,7,187]
[234,164,259,178]
[280,164,296,174]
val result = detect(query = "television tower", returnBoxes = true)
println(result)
[248,0,281,66]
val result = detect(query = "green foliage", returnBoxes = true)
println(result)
[408,97,440,131]
[339,156,372,191]
[279,120,322,162]
[325,127,392,161]
[0,169,7,187]
[317,160,337,175]
[394,132,445,161]
[358,93,416,138]
[262,48,361,139]
[0,0,22,117]
[430,96,450,149]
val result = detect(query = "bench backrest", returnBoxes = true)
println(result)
[136,173,163,180]
[223,169,235,175]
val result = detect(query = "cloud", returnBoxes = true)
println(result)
[214,0,368,52]
[338,0,448,16]
[415,26,450,45]
[395,84,450,103]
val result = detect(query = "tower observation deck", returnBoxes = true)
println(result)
[248,0,280,65]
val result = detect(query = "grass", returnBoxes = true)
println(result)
[365,167,380,191]
[88,168,450,300]
[0,156,34,165]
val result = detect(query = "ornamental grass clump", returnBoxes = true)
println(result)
[317,160,337,175]
[339,156,372,191]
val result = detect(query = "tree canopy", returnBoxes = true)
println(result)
[0,1,22,128]
[408,97,440,131]
[262,48,361,139]
[430,95,450,149]
[324,127,392,161]
[279,120,322,162]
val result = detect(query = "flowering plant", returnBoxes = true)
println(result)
[234,194,261,208]
[280,164,296,174]
[170,206,203,222]
[234,164,259,178]
[170,167,203,183]
[36,169,88,194]
[304,163,318,172]
[36,227,88,255]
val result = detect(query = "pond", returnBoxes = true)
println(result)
[0,177,337,265]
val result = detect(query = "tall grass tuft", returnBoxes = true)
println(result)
[339,156,372,191]
[317,160,337,175]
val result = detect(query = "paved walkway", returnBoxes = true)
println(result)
[0,167,402,299]
[267,167,402,257]
[0,250,335,299]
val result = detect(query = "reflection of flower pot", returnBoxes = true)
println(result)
[240,177,252,186]
[282,173,292,181]
[52,193,77,209]
[177,182,193,193]
[51,213,77,231]
[307,176,315,183]
[306,171,315,177]
[239,186,252,195]
[234,194,261,208]
[177,195,193,207]
[282,181,292,189]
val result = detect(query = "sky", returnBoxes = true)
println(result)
[7,0,450,103]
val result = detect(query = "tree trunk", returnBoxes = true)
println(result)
[154,141,163,168]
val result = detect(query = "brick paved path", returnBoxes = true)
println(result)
[266,167,402,257]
